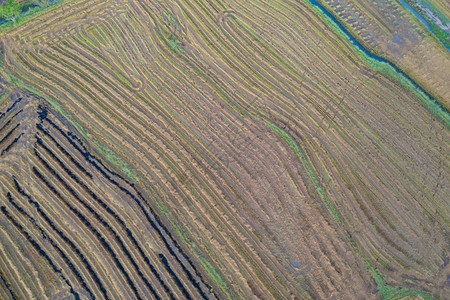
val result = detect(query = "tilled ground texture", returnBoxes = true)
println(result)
[0,0,449,299]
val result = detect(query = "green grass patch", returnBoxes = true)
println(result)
[165,12,176,24]
[407,0,450,48]
[6,72,80,126]
[365,260,433,300]
[0,89,8,102]
[168,35,184,53]
[265,119,433,299]
[155,199,169,215]
[265,120,342,224]
[194,249,226,292]
[93,141,136,180]
[0,0,65,30]
[0,0,22,22]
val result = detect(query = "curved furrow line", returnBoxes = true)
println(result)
[220,12,340,97]
[173,2,294,111]
[298,126,440,269]
[47,42,206,163]
[41,39,202,161]
[268,120,440,278]
[12,0,108,39]
[0,206,81,300]
[84,159,215,300]
[41,114,215,299]
[5,191,96,299]
[0,216,46,299]
[0,271,19,300]
[37,123,93,179]
[176,0,344,121]
[103,18,147,90]
[0,124,19,146]
[0,36,372,300]
[11,176,110,299]
[0,268,18,300]
[220,0,438,144]
[223,13,365,115]
[62,121,278,298]
[290,63,448,223]
[0,96,23,123]
[332,116,445,220]
[34,134,179,300]
[73,26,145,92]
[67,141,219,298]
[264,123,362,268]
[1,133,22,156]
[31,164,143,299]
[32,29,292,292]
[33,148,160,299]
[0,109,23,135]
[18,49,181,178]
[325,143,444,271]
[16,174,129,298]
[116,4,370,296]
[2,0,448,298]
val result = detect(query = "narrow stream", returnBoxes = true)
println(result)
[308,0,449,121]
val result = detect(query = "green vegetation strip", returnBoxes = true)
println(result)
[265,120,342,225]
[174,224,231,298]
[0,0,22,22]
[406,0,450,49]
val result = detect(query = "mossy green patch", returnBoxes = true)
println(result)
[0,0,21,22]
[194,249,226,292]
[0,0,65,30]
[165,12,176,24]
[0,90,8,102]
[265,121,433,299]
[7,73,80,128]
[168,36,184,53]
[406,0,450,48]
[365,260,433,300]
[155,199,169,215]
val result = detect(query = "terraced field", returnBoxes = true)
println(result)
[0,88,216,299]
[0,0,449,299]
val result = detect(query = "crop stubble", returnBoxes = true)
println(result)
[0,0,449,299]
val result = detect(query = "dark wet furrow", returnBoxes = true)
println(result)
[31,166,142,300]
[44,110,213,299]
[0,206,80,300]
[6,192,96,299]
[35,134,176,299]
[12,178,109,299]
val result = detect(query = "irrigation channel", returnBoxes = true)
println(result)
[308,0,449,122]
